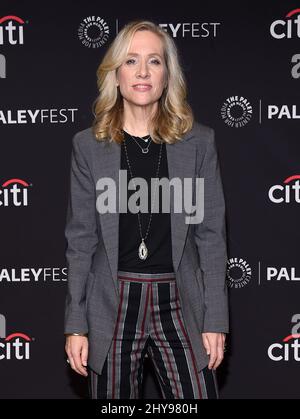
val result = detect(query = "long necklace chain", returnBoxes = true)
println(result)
[123,133,163,260]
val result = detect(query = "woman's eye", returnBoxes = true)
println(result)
[125,58,161,65]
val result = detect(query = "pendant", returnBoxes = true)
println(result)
[142,148,149,154]
[138,239,148,260]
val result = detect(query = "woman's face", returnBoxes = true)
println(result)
[116,30,167,108]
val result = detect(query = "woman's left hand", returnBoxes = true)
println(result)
[202,332,226,370]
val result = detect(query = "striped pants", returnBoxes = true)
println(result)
[88,270,219,399]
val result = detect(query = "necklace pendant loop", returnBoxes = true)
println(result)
[138,239,148,260]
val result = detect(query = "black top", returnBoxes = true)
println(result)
[118,130,174,273]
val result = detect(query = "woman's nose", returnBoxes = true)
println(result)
[137,62,150,78]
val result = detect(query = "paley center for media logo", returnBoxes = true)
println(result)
[78,16,110,48]
[221,96,253,128]
[78,17,221,49]
[227,258,300,287]
[221,95,300,126]
[268,314,300,362]
[0,15,26,79]
[0,178,31,207]
[226,257,252,289]
[0,314,33,360]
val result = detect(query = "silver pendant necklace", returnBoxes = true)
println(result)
[123,133,163,260]
[124,130,152,154]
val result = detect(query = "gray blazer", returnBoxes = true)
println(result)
[64,121,229,375]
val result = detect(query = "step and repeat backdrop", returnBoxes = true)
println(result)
[1,1,299,399]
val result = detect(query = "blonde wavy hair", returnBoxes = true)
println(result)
[91,19,194,145]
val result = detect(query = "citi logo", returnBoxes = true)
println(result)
[268,334,300,362]
[268,175,300,204]
[270,8,300,39]
[268,315,300,362]
[0,314,33,360]
[0,178,31,207]
[0,15,25,45]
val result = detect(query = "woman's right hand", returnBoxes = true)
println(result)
[65,336,89,377]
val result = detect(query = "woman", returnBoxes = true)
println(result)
[64,19,229,399]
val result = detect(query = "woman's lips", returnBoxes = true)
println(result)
[132,84,152,92]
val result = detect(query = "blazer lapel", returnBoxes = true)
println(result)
[166,138,196,272]
[95,130,196,294]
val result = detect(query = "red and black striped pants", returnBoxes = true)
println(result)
[88,270,219,399]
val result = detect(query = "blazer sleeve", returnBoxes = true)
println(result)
[194,128,229,333]
[64,132,99,334]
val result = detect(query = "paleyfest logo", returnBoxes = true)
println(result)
[95,171,205,224]
[268,314,300,362]
[0,314,33,360]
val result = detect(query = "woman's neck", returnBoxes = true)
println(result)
[123,126,150,137]
[122,101,157,137]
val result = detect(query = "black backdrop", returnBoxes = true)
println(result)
[1,0,300,399]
